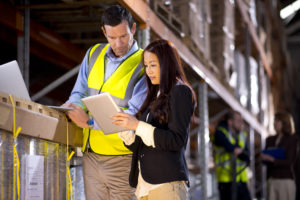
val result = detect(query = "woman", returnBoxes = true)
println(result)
[261,112,298,200]
[111,39,195,200]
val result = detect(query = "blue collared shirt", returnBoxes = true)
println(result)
[67,41,147,129]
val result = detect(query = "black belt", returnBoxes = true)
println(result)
[86,147,94,153]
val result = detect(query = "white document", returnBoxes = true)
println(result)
[82,93,129,134]
[22,155,44,200]
[47,105,74,112]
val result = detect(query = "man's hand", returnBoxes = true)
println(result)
[233,147,243,156]
[62,102,89,128]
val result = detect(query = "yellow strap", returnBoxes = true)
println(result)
[65,116,74,200]
[13,146,20,200]
[44,141,47,161]
[9,95,21,200]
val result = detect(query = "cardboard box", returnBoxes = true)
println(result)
[0,91,82,147]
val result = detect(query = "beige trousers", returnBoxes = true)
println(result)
[267,178,296,200]
[82,151,135,200]
[138,181,189,200]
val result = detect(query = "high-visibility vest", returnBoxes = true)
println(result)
[82,43,144,155]
[213,126,249,182]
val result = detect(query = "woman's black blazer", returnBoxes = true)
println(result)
[126,84,195,188]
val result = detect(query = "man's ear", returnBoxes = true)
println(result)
[131,23,136,35]
[101,26,107,37]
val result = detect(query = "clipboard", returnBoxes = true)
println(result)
[81,93,129,134]
[262,147,285,165]
[47,106,74,112]
[263,147,285,159]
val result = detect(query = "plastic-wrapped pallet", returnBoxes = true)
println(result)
[70,156,85,200]
[0,131,67,199]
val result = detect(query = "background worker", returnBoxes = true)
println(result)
[212,110,251,200]
[63,4,147,200]
[261,111,298,200]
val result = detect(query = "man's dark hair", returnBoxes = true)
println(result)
[101,5,134,28]
[224,110,241,121]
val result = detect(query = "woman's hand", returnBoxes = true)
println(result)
[111,113,139,130]
[261,153,275,162]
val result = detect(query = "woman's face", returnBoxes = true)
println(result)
[274,119,283,133]
[144,51,160,85]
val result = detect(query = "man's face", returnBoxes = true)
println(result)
[102,20,136,57]
[229,113,243,133]
[233,113,243,132]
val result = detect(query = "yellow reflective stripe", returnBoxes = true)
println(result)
[217,127,234,143]
[89,43,101,59]
[217,127,228,136]
[88,44,109,90]
[239,131,247,148]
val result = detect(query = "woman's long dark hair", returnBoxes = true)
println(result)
[136,39,195,123]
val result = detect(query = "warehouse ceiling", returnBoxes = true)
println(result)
[25,0,113,50]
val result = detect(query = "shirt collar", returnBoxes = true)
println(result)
[105,40,138,62]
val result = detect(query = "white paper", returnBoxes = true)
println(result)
[22,155,44,200]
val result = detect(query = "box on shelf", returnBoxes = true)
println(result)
[209,0,235,82]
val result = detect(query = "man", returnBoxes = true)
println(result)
[63,5,147,200]
[212,110,251,200]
